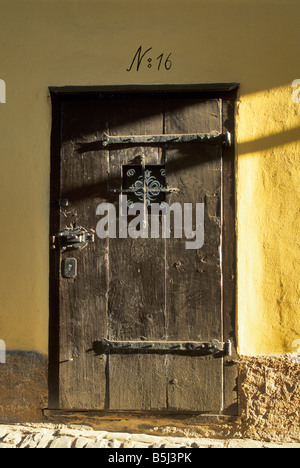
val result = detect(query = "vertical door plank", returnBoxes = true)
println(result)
[108,96,166,342]
[222,97,238,415]
[165,99,222,341]
[167,356,223,412]
[109,354,167,410]
[107,96,167,409]
[164,98,223,412]
[58,98,109,409]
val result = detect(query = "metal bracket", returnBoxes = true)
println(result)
[51,226,95,251]
[100,131,232,148]
[96,339,232,356]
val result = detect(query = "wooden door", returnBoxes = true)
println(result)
[49,90,237,414]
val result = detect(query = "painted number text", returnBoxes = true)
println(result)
[127,46,173,72]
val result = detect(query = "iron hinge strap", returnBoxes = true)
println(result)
[98,339,232,356]
[107,187,180,194]
[100,131,232,147]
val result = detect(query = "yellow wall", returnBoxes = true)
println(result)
[0,0,299,355]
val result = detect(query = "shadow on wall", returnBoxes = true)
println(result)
[238,126,300,155]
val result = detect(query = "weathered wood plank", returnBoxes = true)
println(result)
[107,97,167,409]
[59,355,108,410]
[164,99,223,341]
[222,98,238,415]
[108,97,166,342]
[109,355,167,411]
[164,98,223,410]
[58,99,109,409]
[167,355,223,412]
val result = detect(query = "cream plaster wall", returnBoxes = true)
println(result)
[0,0,299,354]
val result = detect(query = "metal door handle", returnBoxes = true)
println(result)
[51,226,95,251]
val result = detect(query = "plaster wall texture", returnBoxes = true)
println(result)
[0,0,299,357]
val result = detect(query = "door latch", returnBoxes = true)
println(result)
[51,226,95,251]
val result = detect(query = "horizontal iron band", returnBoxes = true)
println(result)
[108,188,179,194]
[101,131,231,147]
[96,339,231,356]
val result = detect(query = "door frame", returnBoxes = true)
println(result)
[48,83,239,415]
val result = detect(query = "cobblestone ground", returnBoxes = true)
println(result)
[0,423,299,448]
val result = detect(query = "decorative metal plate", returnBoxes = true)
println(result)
[122,165,166,208]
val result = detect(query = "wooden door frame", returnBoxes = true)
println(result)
[48,84,239,415]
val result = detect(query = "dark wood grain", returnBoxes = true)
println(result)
[58,99,109,409]
[222,98,238,415]
[108,96,166,342]
[164,98,223,412]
